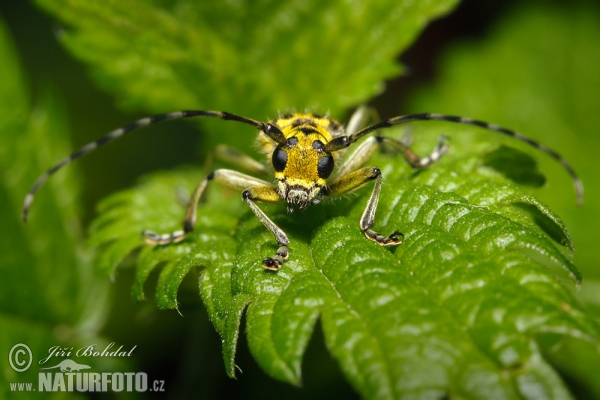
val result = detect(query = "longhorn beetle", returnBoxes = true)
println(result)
[22,107,583,270]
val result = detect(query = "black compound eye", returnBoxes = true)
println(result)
[317,155,334,179]
[272,148,288,172]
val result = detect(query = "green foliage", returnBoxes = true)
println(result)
[407,3,600,279]
[0,17,111,398]
[408,7,600,393]
[90,133,599,397]
[27,0,600,398]
[34,0,458,113]
[88,168,242,309]
[35,0,458,152]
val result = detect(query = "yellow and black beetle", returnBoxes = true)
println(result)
[22,107,583,270]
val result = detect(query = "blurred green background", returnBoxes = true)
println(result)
[1,0,599,398]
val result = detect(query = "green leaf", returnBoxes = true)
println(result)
[406,5,600,393]
[482,146,546,188]
[406,3,600,281]
[34,0,458,152]
[89,127,598,397]
[0,16,113,397]
[89,168,241,310]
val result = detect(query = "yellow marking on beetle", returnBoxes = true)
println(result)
[23,107,583,270]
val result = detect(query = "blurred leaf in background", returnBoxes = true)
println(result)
[0,17,115,399]
[406,2,600,317]
[34,0,458,152]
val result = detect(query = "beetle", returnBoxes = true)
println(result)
[22,107,583,270]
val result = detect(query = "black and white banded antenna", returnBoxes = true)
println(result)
[347,113,584,206]
[21,110,288,222]
[23,110,583,223]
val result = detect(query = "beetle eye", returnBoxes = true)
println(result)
[272,148,288,172]
[317,155,334,179]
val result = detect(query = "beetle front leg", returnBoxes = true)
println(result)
[327,166,403,246]
[242,186,290,270]
[358,168,403,245]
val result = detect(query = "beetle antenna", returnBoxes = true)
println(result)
[22,110,267,221]
[350,113,583,206]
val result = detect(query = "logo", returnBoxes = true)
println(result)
[39,359,91,372]
[9,344,33,372]
[7,343,165,394]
